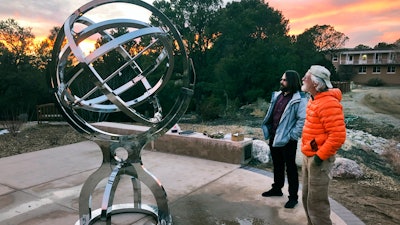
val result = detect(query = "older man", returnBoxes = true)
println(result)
[300,65,346,225]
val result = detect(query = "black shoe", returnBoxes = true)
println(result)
[284,199,298,208]
[261,188,283,197]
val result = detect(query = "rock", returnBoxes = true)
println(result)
[251,140,303,166]
[252,140,270,163]
[344,129,394,154]
[332,157,363,179]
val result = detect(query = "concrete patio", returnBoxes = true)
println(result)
[0,140,365,225]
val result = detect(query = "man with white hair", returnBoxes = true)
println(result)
[300,65,346,225]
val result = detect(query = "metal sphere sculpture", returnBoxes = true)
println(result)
[49,1,195,224]
[50,0,194,142]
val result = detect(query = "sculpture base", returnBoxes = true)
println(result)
[75,204,171,225]
[77,140,172,225]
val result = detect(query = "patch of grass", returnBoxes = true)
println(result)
[345,116,400,141]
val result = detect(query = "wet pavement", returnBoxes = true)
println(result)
[0,141,365,225]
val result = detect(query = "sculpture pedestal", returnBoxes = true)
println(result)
[76,140,171,225]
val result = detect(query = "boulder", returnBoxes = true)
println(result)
[332,157,363,179]
[252,140,270,163]
[252,140,303,166]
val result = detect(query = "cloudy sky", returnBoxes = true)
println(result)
[267,0,400,47]
[1,0,399,48]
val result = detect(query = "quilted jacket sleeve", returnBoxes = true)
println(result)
[316,97,346,160]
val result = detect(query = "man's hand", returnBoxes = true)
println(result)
[314,155,323,166]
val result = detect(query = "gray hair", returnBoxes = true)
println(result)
[311,75,328,92]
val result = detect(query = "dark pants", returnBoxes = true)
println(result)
[269,139,299,200]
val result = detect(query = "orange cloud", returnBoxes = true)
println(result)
[268,0,400,47]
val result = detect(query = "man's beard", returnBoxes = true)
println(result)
[280,85,288,92]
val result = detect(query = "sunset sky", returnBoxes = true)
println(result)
[1,0,399,48]
[266,0,400,47]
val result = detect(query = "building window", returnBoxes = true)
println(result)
[362,54,367,61]
[360,54,367,64]
[375,53,382,63]
[373,66,381,73]
[346,55,353,64]
[358,66,366,74]
[389,53,396,63]
[348,55,353,61]
[332,55,338,61]
[387,66,396,73]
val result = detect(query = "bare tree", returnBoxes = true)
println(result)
[299,24,349,51]
[0,18,35,69]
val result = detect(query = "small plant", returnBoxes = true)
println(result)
[0,112,25,137]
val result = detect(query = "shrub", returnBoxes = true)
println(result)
[199,95,223,120]
[0,110,27,137]
[382,147,400,175]
[366,78,384,86]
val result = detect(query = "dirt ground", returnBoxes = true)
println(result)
[330,86,400,225]
[1,85,400,225]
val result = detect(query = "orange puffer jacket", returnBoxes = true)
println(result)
[301,88,346,160]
